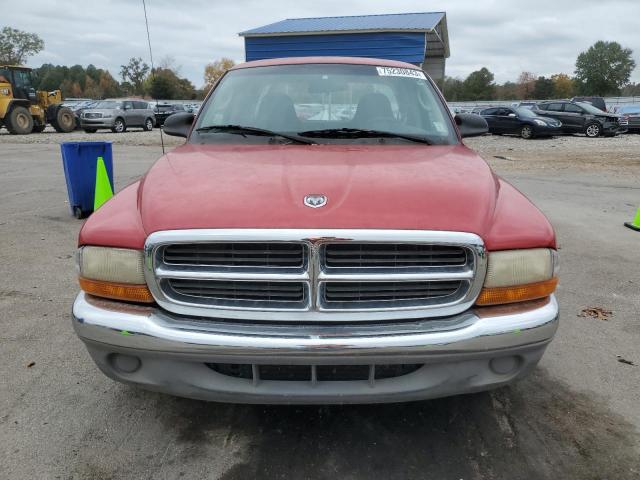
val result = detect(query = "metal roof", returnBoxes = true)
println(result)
[240,12,446,36]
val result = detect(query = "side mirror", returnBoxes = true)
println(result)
[163,112,194,138]
[454,113,488,138]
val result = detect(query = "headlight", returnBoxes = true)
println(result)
[476,248,558,306]
[77,246,153,303]
[102,114,112,119]
[533,119,546,126]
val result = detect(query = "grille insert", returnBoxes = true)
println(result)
[168,279,305,303]
[324,281,462,303]
[206,363,423,382]
[324,243,467,268]
[163,243,304,268]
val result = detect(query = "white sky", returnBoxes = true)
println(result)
[5,0,640,88]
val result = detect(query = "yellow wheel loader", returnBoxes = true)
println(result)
[0,65,75,134]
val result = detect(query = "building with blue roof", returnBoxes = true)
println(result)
[239,12,450,80]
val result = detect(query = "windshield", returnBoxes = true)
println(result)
[194,64,457,145]
[516,107,538,118]
[577,102,606,114]
[619,106,640,114]
[93,101,120,109]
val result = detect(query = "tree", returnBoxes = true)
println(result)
[551,73,575,98]
[460,67,495,101]
[147,68,196,99]
[0,27,44,65]
[574,41,636,95]
[120,57,150,95]
[532,76,554,99]
[98,71,121,98]
[495,81,518,100]
[442,76,464,101]
[204,58,235,92]
[516,72,536,99]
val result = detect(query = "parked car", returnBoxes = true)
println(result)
[72,57,558,405]
[616,105,640,132]
[534,100,626,137]
[71,100,98,129]
[79,100,155,133]
[154,103,186,127]
[571,96,606,112]
[471,106,492,114]
[481,106,561,139]
[515,101,538,110]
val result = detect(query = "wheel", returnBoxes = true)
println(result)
[585,122,601,138]
[111,118,126,133]
[520,125,534,139]
[32,124,46,133]
[5,106,34,134]
[84,128,97,133]
[51,107,75,133]
[143,117,154,131]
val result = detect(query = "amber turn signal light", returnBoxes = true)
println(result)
[79,277,155,303]
[475,278,558,306]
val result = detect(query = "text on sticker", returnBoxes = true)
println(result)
[376,67,427,79]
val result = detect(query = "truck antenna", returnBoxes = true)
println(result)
[142,0,165,154]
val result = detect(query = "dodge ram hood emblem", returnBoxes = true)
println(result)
[304,194,327,208]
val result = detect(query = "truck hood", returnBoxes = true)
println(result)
[138,143,500,237]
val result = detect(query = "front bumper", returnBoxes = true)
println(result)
[603,121,627,135]
[80,118,115,128]
[533,124,562,136]
[72,292,559,404]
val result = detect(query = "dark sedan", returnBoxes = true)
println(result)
[534,101,626,137]
[480,106,562,139]
[154,103,186,127]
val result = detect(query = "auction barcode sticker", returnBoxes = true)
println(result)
[376,67,426,79]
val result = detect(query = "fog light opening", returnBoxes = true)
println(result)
[489,356,521,375]
[109,353,141,374]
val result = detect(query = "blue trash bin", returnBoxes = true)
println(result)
[61,142,113,219]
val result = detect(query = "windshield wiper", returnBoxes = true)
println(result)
[195,124,316,145]
[298,128,433,145]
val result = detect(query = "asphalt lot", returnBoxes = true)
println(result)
[1,131,639,479]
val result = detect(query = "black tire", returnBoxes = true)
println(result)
[5,106,34,134]
[520,124,535,139]
[111,118,126,133]
[51,107,75,133]
[84,128,98,133]
[585,122,601,138]
[32,124,46,133]
[143,117,154,131]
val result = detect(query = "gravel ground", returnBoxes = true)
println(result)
[1,132,640,479]
[467,133,640,177]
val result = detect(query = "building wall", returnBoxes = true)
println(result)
[423,56,445,81]
[244,32,427,63]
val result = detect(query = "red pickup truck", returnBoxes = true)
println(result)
[72,57,559,404]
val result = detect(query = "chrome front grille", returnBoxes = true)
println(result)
[145,230,486,322]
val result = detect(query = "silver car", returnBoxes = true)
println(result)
[79,99,156,133]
